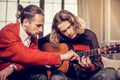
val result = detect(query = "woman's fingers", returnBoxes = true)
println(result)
[79,56,92,68]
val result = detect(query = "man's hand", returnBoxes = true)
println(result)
[0,65,14,80]
[60,50,80,61]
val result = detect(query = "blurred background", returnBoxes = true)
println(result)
[0,0,120,44]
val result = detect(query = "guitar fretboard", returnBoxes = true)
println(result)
[75,48,100,57]
[74,44,120,57]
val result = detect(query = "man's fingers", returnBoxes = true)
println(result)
[70,55,77,61]
[0,75,6,80]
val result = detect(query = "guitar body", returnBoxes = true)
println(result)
[41,43,69,79]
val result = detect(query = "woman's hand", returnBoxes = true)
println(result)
[79,56,92,69]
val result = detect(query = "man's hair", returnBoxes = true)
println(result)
[18,5,44,23]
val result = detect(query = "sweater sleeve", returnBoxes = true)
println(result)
[83,29,104,72]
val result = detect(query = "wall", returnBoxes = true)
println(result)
[110,0,120,41]
[78,0,102,44]
[77,0,120,44]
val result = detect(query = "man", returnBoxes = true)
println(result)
[39,10,118,80]
[0,5,79,80]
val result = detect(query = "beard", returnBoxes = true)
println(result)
[33,34,39,38]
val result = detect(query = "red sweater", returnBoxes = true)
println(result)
[0,23,60,71]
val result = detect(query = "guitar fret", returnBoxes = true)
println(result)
[76,48,99,57]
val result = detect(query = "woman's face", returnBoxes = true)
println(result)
[57,21,77,39]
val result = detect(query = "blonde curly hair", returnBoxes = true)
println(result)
[50,10,85,45]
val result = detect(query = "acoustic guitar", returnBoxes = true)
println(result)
[41,42,120,79]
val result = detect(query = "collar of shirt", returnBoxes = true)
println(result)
[19,23,31,47]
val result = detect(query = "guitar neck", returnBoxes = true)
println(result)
[75,48,101,57]
[75,43,120,57]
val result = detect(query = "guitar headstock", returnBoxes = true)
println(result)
[100,43,120,54]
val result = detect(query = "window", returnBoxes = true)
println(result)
[0,0,78,37]
[0,0,17,29]
[0,0,40,30]
[44,0,77,36]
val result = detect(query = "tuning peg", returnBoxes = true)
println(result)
[108,46,111,48]
[104,51,107,54]
[113,45,116,48]
[114,50,117,53]
[108,51,112,53]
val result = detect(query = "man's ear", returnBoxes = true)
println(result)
[23,18,30,27]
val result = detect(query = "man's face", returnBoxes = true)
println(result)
[25,14,44,37]
[57,21,77,39]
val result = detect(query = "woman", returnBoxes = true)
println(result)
[39,10,117,80]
